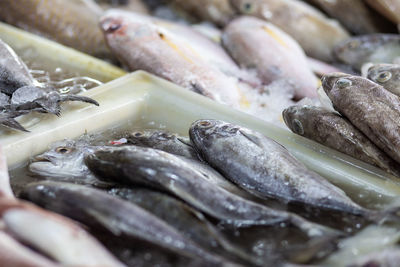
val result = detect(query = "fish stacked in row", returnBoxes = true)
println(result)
[0,39,99,132]
[0,148,125,266]
[283,65,400,178]
[16,119,400,265]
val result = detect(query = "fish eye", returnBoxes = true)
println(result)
[335,78,352,89]
[241,2,254,13]
[198,121,212,128]
[55,147,72,154]
[376,71,392,83]
[133,131,143,137]
[292,119,304,135]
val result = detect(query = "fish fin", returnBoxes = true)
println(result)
[177,137,193,147]
[59,94,99,106]
[2,118,29,132]
[239,130,263,148]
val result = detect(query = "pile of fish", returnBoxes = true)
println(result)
[0,119,390,266]
[283,68,400,178]
[1,0,400,266]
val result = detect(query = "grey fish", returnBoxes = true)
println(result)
[125,129,198,160]
[108,187,262,266]
[305,0,395,34]
[85,145,340,238]
[334,34,400,71]
[367,63,400,96]
[282,105,400,177]
[21,181,237,267]
[322,72,400,166]
[189,119,373,217]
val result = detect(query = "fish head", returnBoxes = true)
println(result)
[321,72,354,97]
[229,0,260,16]
[367,64,400,93]
[282,105,308,136]
[29,139,93,179]
[189,119,241,149]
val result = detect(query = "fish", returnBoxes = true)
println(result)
[21,181,237,267]
[0,231,59,267]
[367,63,400,96]
[0,0,112,59]
[334,34,400,71]
[366,0,400,24]
[0,197,124,266]
[305,0,396,34]
[100,9,243,108]
[85,145,340,238]
[108,187,262,266]
[229,0,350,61]
[28,138,104,185]
[169,0,236,26]
[222,16,318,99]
[29,137,258,201]
[189,119,375,217]
[282,105,400,177]
[322,72,400,166]
[125,129,198,160]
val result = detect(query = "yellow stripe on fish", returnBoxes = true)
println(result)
[158,31,199,65]
[261,26,287,48]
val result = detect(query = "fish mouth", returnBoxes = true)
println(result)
[321,72,350,92]
[100,17,123,34]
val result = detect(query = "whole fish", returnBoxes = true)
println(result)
[124,129,198,159]
[366,0,400,24]
[21,181,236,267]
[0,231,59,267]
[85,145,340,238]
[0,0,111,59]
[367,63,400,96]
[334,34,400,71]
[100,9,243,108]
[305,0,395,34]
[322,72,400,165]
[189,119,374,217]
[282,105,400,177]
[108,187,261,266]
[230,0,350,61]
[222,16,318,99]
[0,198,124,266]
[169,0,236,26]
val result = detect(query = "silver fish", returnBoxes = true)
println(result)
[282,105,400,177]
[230,0,350,61]
[189,119,372,217]
[334,34,400,71]
[222,16,318,99]
[322,72,400,166]
[100,9,244,108]
[367,63,400,96]
[21,181,237,267]
[85,145,340,238]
